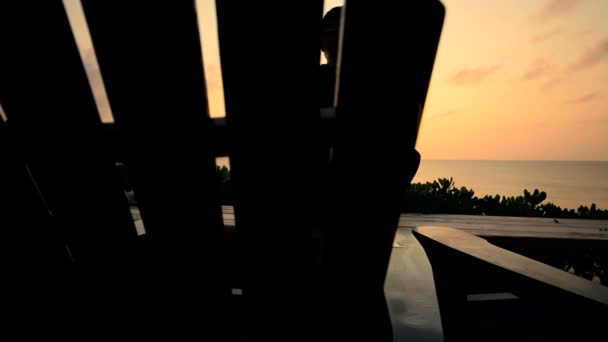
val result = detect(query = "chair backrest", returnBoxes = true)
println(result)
[0,1,444,340]
[322,2,444,340]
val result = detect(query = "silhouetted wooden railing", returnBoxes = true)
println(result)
[414,226,608,342]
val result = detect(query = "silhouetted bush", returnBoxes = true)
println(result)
[216,165,232,205]
[402,177,608,220]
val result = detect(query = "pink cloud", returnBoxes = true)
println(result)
[565,92,600,104]
[531,28,562,43]
[521,59,553,81]
[569,38,608,71]
[540,77,564,91]
[449,66,500,85]
[534,0,583,22]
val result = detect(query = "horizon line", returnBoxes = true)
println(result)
[420,159,608,162]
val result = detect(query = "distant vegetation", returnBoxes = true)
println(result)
[216,165,232,205]
[216,166,608,220]
[402,177,608,220]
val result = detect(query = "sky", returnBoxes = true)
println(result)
[64,0,608,160]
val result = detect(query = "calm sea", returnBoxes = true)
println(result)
[216,158,608,210]
[413,160,608,210]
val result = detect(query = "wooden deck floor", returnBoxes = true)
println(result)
[131,206,607,341]
[388,214,607,341]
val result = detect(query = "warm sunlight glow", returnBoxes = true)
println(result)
[324,0,607,160]
[63,0,114,123]
[197,0,226,118]
[417,0,608,160]
[66,0,606,160]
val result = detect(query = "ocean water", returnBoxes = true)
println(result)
[216,157,608,210]
[413,160,608,210]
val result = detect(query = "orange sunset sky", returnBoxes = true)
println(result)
[65,0,608,160]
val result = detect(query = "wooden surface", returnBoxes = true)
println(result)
[2,3,139,339]
[216,206,608,240]
[83,2,227,338]
[322,2,444,339]
[386,228,444,341]
[414,226,608,306]
[400,214,608,240]
[125,207,608,340]
[216,2,322,339]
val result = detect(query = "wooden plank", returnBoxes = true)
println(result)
[400,222,606,238]
[414,226,608,306]
[0,2,139,338]
[0,119,75,339]
[215,1,323,339]
[322,1,445,340]
[399,215,608,240]
[386,229,444,341]
[413,226,608,341]
[81,1,227,339]
[401,213,608,229]
[221,205,607,239]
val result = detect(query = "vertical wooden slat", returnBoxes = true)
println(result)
[323,0,445,340]
[0,1,139,338]
[216,1,323,339]
[0,120,75,340]
[82,1,227,339]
